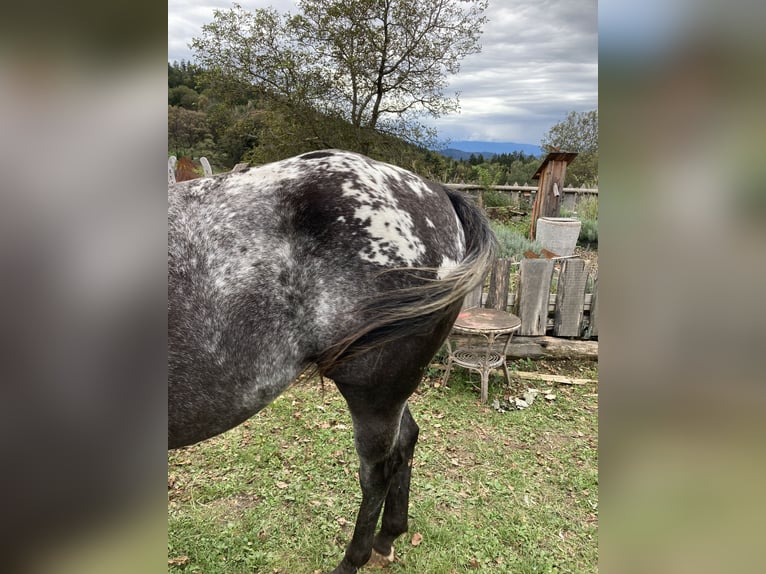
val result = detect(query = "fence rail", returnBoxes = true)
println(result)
[444,183,598,194]
[168,158,598,200]
[444,183,597,212]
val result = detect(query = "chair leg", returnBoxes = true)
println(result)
[442,356,453,386]
[442,339,454,386]
[502,358,512,387]
[480,367,490,403]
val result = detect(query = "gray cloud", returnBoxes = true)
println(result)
[168,0,597,145]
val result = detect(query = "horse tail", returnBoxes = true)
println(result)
[444,186,498,296]
[315,188,497,374]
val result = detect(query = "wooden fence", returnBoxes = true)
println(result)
[513,258,598,339]
[459,256,599,360]
[445,183,598,213]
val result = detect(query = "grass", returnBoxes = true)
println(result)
[168,359,598,573]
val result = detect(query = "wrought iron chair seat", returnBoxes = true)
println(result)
[444,306,521,403]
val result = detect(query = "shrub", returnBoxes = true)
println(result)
[578,218,598,247]
[577,195,598,220]
[564,195,597,247]
[490,221,543,261]
[483,189,513,207]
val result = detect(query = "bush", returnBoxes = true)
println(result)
[483,189,513,207]
[577,195,598,220]
[490,221,543,261]
[578,218,598,246]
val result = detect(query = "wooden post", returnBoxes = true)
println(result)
[516,259,554,336]
[529,151,578,239]
[485,258,511,311]
[553,258,589,337]
[462,283,483,310]
[562,191,577,212]
[586,276,599,339]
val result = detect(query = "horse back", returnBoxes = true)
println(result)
[168,150,473,447]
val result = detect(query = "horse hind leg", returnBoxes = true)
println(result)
[371,404,419,562]
[326,308,460,573]
[329,381,419,574]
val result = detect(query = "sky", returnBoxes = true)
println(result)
[168,0,597,146]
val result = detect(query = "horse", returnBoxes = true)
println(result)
[168,149,496,573]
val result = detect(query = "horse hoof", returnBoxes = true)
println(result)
[367,546,395,568]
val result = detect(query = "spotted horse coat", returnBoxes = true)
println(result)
[168,149,496,573]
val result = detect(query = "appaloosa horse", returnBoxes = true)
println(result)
[168,150,495,573]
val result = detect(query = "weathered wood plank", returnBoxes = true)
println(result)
[587,276,599,338]
[446,335,598,359]
[554,258,589,337]
[462,282,483,310]
[561,192,577,212]
[485,258,511,311]
[509,336,598,359]
[507,291,593,312]
[514,371,597,385]
[516,259,554,336]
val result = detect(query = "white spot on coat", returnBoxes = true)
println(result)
[437,256,460,279]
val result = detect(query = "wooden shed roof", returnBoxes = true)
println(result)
[532,151,579,179]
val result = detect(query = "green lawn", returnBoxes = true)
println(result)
[168,359,598,573]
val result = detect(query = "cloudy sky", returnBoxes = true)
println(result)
[168,0,597,146]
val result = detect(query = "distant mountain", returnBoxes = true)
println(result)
[437,140,544,160]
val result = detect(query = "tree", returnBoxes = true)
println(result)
[191,0,488,154]
[168,60,205,90]
[168,85,201,109]
[542,110,597,153]
[541,109,598,187]
[168,106,212,157]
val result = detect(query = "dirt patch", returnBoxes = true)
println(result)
[574,245,598,275]
[534,430,575,453]
[206,493,264,524]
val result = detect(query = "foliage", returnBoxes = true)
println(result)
[541,110,598,187]
[168,105,212,158]
[560,208,597,246]
[168,84,201,109]
[578,218,598,247]
[191,0,488,152]
[167,61,561,188]
[483,189,513,208]
[560,196,598,247]
[490,221,543,261]
[474,164,494,189]
[168,363,598,573]
[168,60,205,90]
[426,154,542,187]
[567,152,599,188]
[577,194,599,220]
[542,110,597,154]
[167,58,547,180]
